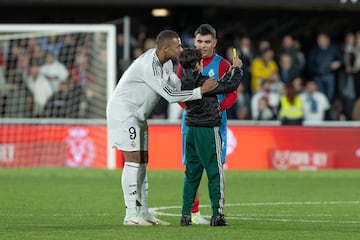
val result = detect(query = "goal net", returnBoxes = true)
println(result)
[0,24,116,169]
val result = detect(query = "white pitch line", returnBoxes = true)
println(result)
[232,217,360,224]
[0,213,112,217]
[149,200,360,224]
[150,200,360,211]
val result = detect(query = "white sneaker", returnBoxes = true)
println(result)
[123,215,153,226]
[191,212,210,225]
[142,212,171,226]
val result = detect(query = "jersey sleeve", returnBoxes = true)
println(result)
[219,58,237,110]
[176,64,184,78]
[144,60,202,103]
[176,64,186,109]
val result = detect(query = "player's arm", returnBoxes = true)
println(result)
[218,57,238,111]
[176,64,186,109]
[205,54,243,96]
[144,62,217,103]
[204,67,243,96]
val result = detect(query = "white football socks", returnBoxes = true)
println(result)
[122,162,140,218]
[137,163,149,216]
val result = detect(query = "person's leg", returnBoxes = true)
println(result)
[198,127,227,226]
[122,151,152,226]
[219,113,227,164]
[136,151,149,216]
[181,126,204,226]
[181,110,187,165]
[182,111,206,223]
[219,119,227,204]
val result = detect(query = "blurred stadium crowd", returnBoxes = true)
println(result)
[0,33,107,118]
[1,19,360,122]
[116,23,360,122]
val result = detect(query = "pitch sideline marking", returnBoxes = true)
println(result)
[149,200,360,224]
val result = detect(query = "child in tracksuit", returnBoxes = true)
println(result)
[179,48,243,226]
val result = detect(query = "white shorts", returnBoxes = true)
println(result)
[107,116,148,151]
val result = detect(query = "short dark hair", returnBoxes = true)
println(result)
[155,30,180,48]
[179,48,202,69]
[194,24,216,38]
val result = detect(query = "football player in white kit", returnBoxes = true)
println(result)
[106,30,218,226]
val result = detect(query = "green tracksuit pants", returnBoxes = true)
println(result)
[181,126,225,217]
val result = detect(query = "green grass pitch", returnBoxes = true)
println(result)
[1,168,359,240]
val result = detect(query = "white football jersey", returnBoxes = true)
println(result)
[107,48,202,123]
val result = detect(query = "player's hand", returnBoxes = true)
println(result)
[232,55,243,68]
[200,77,218,94]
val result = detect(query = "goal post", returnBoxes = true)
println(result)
[0,23,118,169]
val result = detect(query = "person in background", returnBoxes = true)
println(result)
[351,98,360,121]
[227,82,251,120]
[278,53,299,84]
[257,97,277,120]
[24,60,53,117]
[231,36,254,96]
[353,31,360,99]
[292,75,306,95]
[278,81,304,125]
[251,47,278,93]
[176,24,236,225]
[40,51,69,93]
[308,32,342,101]
[278,35,305,75]
[300,80,330,122]
[268,71,285,96]
[251,80,280,120]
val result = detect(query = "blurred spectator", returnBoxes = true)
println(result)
[0,65,8,117]
[40,51,69,93]
[25,61,53,117]
[251,80,280,120]
[352,98,360,121]
[250,47,278,93]
[353,31,360,99]
[278,82,304,125]
[300,80,330,122]
[268,71,285,95]
[43,78,82,118]
[257,96,277,120]
[278,53,299,83]
[308,32,342,101]
[339,32,356,118]
[132,47,143,59]
[29,43,45,66]
[3,74,32,118]
[5,42,23,83]
[278,35,305,74]
[292,75,305,95]
[59,34,78,68]
[39,35,63,59]
[181,27,195,48]
[327,96,347,121]
[135,24,150,48]
[143,38,156,51]
[69,54,91,91]
[235,36,254,96]
[116,32,136,79]
[227,82,251,120]
[256,40,271,57]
